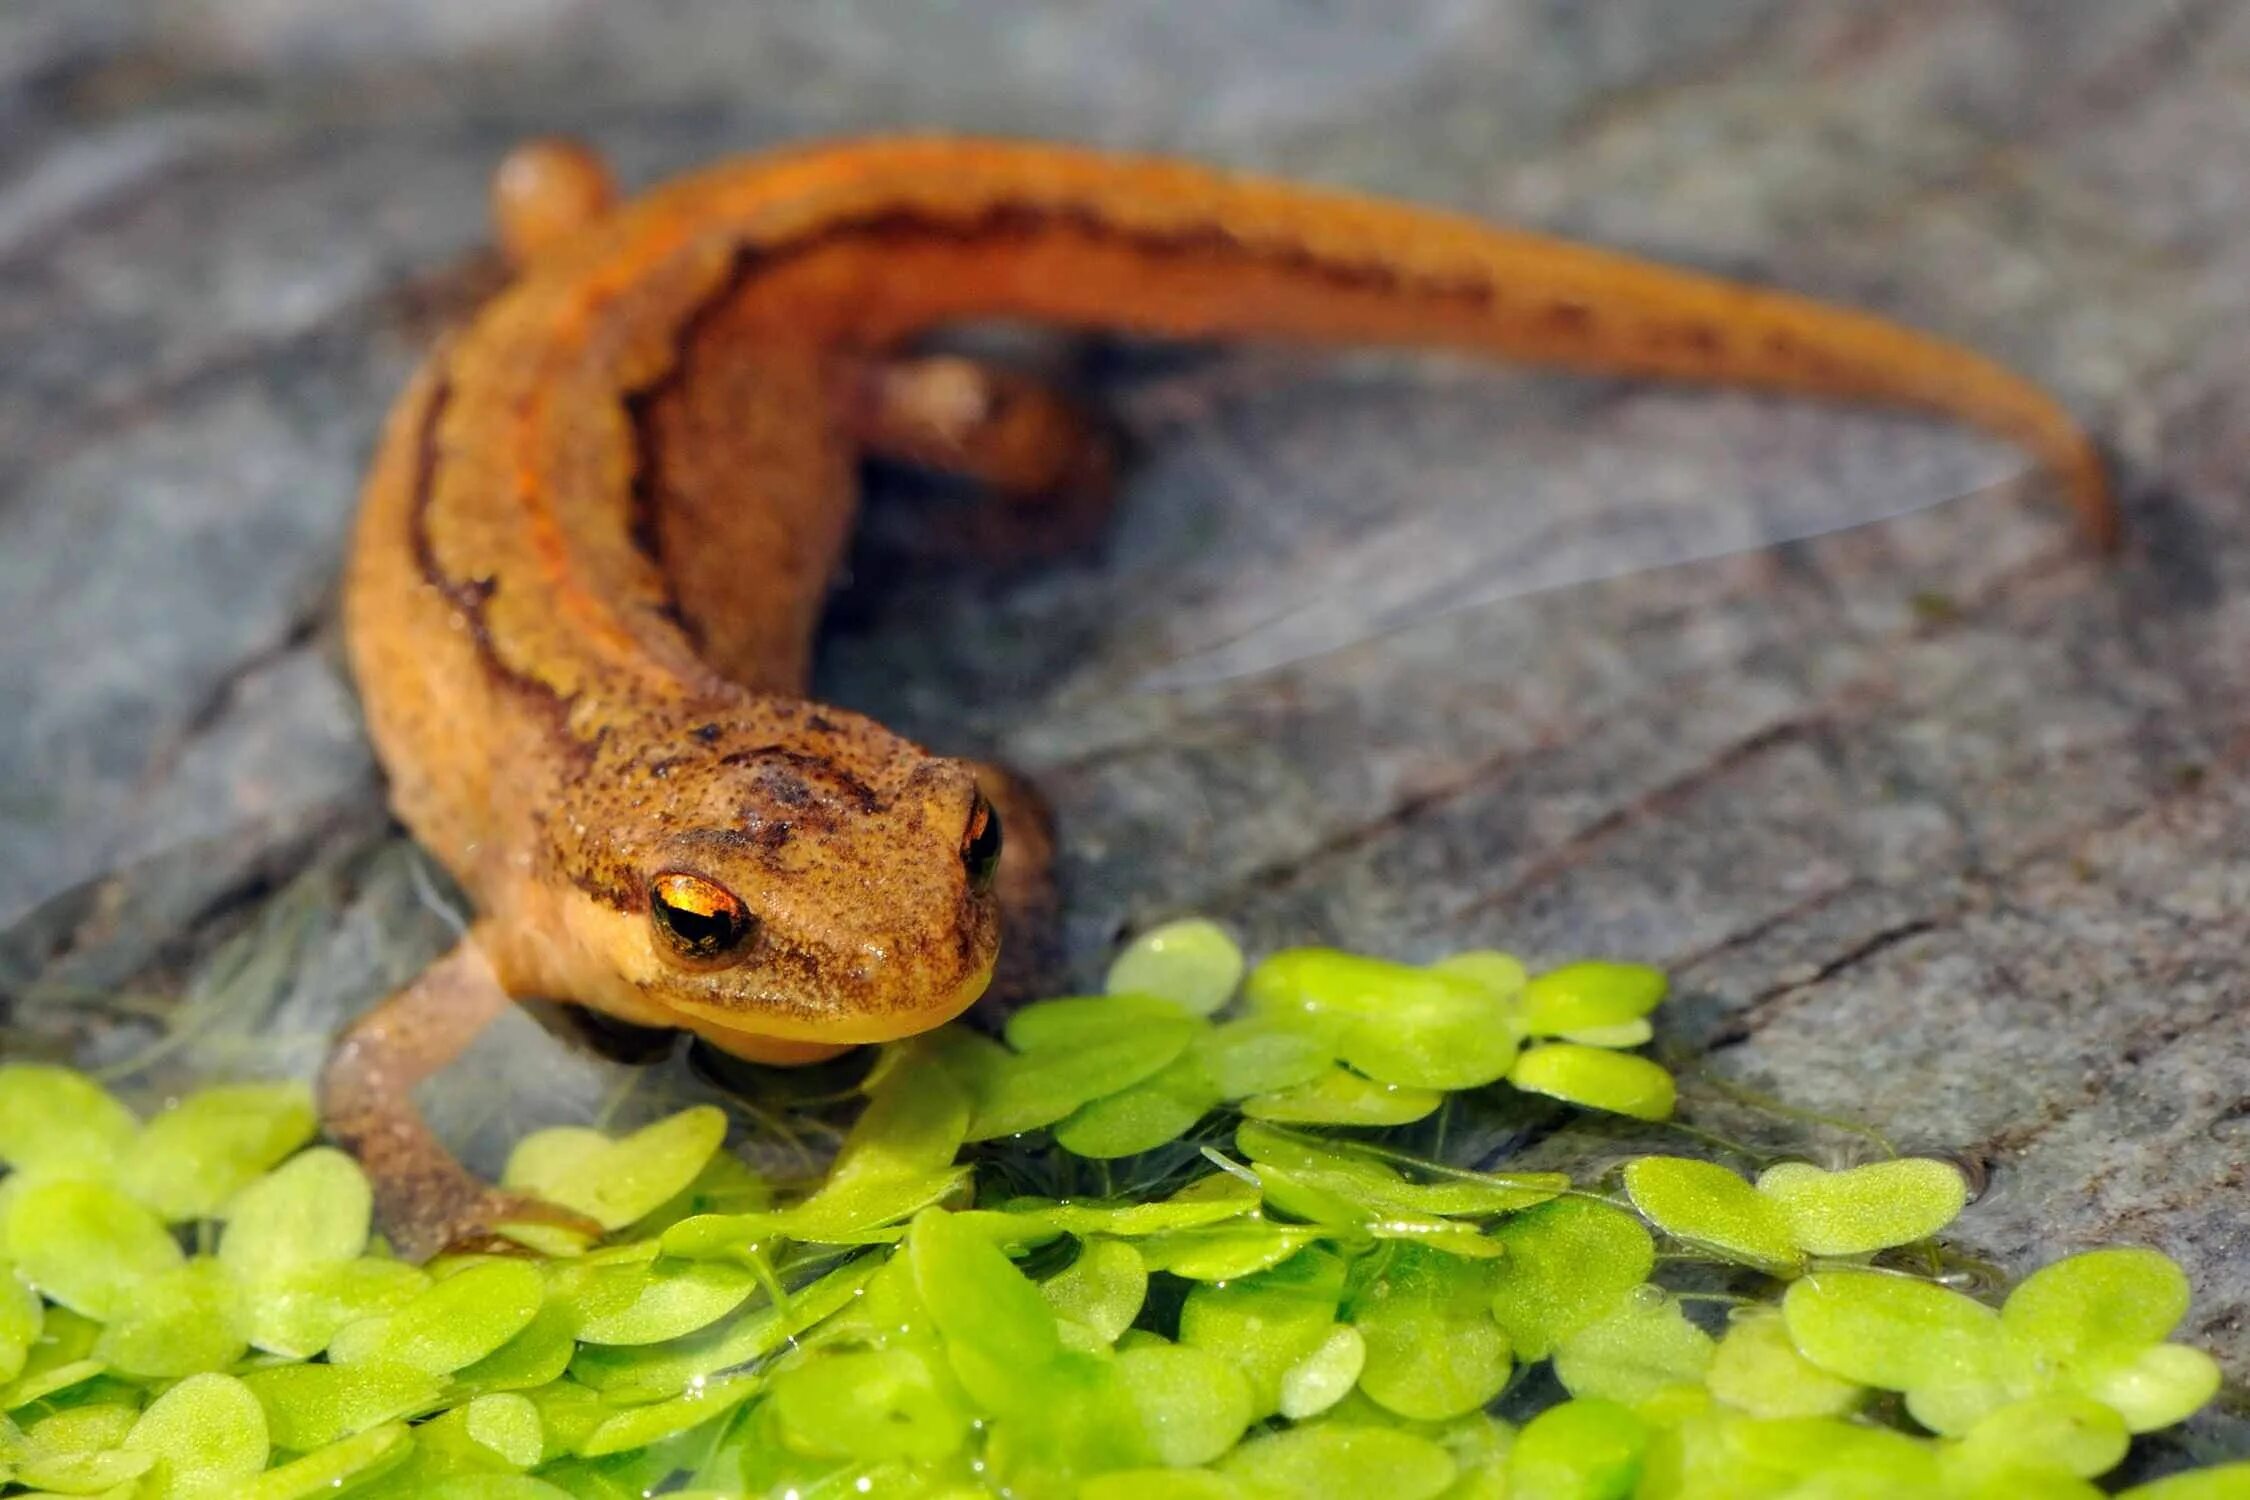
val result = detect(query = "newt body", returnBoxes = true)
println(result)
[330,136,2115,1256]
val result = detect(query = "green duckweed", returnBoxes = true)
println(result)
[1106,918,1247,1017]
[0,926,2227,1496]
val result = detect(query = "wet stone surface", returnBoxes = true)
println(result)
[1,0,2244,1463]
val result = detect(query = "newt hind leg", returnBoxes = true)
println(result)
[320,928,598,1261]
[491,137,616,269]
[848,353,1122,562]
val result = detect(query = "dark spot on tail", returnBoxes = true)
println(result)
[1542,300,1594,335]
[1641,322,1725,359]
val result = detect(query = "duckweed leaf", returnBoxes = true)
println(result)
[632,1148,771,1241]
[234,1423,411,1500]
[1040,1238,1146,1343]
[519,1379,608,1458]
[1054,1056,1220,1158]
[118,1083,315,1222]
[92,1259,244,1378]
[1516,962,1667,1035]
[1507,1397,1650,1499]
[125,1373,268,1500]
[826,1042,970,1178]
[1117,1338,1254,1466]
[1558,1018,1654,1048]
[1351,1245,1510,1420]
[219,1148,371,1282]
[1552,1288,1715,1404]
[1107,918,1246,1016]
[1237,1123,1566,1217]
[499,1129,606,1203]
[768,1346,968,1462]
[551,1257,760,1346]
[1705,1307,1861,1418]
[2077,1342,2222,1434]
[1005,992,1199,1051]
[575,1372,760,1457]
[1623,1157,1802,1275]
[982,1346,1155,1489]
[462,1392,544,1469]
[2,1356,106,1409]
[1194,1018,1333,1098]
[1251,1166,1459,1256]
[2118,1467,2250,1500]
[2002,1248,2192,1363]
[1179,1247,1346,1415]
[0,1267,40,1385]
[1245,949,1451,1025]
[242,1256,428,1359]
[1430,949,1529,1000]
[668,1051,971,1255]
[16,1445,155,1492]
[907,1206,1060,1413]
[503,1108,729,1232]
[1138,1221,1323,1281]
[1240,1067,1441,1126]
[2,1179,183,1320]
[26,1402,136,1455]
[1782,1269,2003,1408]
[1338,1014,1519,1093]
[1277,1323,1365,1419]
[0,1066,137,1180]
[568,1257,878,1403]
[1332,962,1522,1091]
[453,1301,578,1393]
[1430,1414,1513,1500]
[416,1478,577,1500]
[990,1174,1258,1243]
[1487,1196,1656,1360]
[1721,1413,1942,1491]
[348,1259,545,1374]
[0,1305,103,1408]
[1755,1158,1968,1256]
[1221,1422,1458,1500]
[239,1360,441,1449]
[1509,1044,1676,1121]
[1248,951,1518,1090]
[1949,1393,2129,1483]
[1080,1470,1254,1500]
[969,1013,1198,1140]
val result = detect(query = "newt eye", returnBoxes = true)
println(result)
[961,794,1003,893]
[649,872,756,963]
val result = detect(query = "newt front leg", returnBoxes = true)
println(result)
[848,354,1121,561]
[320,927,598,1260]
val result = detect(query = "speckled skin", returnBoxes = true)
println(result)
[326,136,2115,1256]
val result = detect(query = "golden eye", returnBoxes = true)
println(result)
[961,794,1003,892]
[649,872,756,963]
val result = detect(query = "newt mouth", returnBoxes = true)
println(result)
[668,950,996,1052]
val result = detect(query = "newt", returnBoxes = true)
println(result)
[326,135,2118,1259]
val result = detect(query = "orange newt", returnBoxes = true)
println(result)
[328,135,2117,1258]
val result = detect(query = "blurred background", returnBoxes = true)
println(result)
[1,0,2245,1463]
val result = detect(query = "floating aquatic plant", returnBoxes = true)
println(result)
[0,918,2234,1497]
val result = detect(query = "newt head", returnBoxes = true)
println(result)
[514,699,1003,1056]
